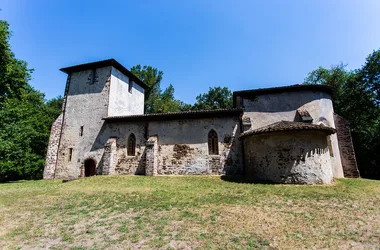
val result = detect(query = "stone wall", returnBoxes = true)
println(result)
[54,66,113,179]
[237,90,344,178]
[148,117,242,175]
[243,131,334,184]
[102,138,117,175]
[92,116,242,176]
[145,136,158,176]
[43,113,63,179]
[84,122,147,176]
[334,114,360,177]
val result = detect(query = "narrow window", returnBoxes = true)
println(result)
[80,126,84,136]
[208,129,219,155]
[127,133,136,156]
[128,80,133,93]
[90,69,96,85]
[327,136,334,157]
[68,148,73,161]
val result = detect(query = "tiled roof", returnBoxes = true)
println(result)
[60,58,148,90]
[239,121,336,138]
[103,108,243,122]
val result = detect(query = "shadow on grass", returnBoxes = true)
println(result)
[220,175,277,185]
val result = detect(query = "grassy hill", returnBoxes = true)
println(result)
[0,176,379,249]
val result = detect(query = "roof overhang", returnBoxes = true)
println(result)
[239,121,336,138]
[103,108,243,122]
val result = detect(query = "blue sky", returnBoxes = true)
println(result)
[1,0,380,104]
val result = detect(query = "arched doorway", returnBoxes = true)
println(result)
[84,159,96,177]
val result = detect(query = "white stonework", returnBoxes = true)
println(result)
[108,67,144,116]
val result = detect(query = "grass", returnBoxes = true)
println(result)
[0,176,379,249]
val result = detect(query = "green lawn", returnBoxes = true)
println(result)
[0,176,379,249]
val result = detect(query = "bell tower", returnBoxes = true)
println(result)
[44,59,146,179]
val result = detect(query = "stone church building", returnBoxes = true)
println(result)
[43,59,359,184]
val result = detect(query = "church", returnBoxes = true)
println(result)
[43,59,359,184]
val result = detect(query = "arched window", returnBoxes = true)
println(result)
[127,133,136,156]
[208,129,219,155]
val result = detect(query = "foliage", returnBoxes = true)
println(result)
[362,50,380,106]
[0,21,62,182]
[130,65,184,113]
[0,88,56,181]
[0,20,32,104]
[129,66,234,112]
[45,95,63,119]
[192,86,233,111]
[304,50,380,178]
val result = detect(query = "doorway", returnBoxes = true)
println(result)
[84,159,96,177]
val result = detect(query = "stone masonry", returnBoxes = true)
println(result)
[43,113,63,179]
[333,114,360,177]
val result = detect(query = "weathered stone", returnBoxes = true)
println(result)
[235,89,344,179]
[43,113,63,179]
[243,131,334,184]
[102,137,117,175]
[334,114,360,177]
[145,136,158,176]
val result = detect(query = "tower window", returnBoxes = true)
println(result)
[68,148,73,161]
[127,133,136,156]
[90,69,96,85]
[208,129,219,155]
[80,126,84,136]
[128,80,133,93]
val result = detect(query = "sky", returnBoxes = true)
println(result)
[1,0,380,104]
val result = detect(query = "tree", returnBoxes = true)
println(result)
[130,64,184,113]
[45,95,63,119]
[0,21,32,103]
[361,49,380,106]
[358,50,380,177]
[192,87,232,111]
[0,87,58,181]
[304,50,380,179]
[0,20,62,182]
[130,65,162,113]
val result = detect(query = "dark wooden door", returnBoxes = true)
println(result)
[84,159,96,177]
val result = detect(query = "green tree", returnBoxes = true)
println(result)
[358,50,380,177]
[0,20,62,182]
[0,20,32,103]
[130,64,184,113]
[192,87,232,111]
[361,49,380,106]
[304,51,380,178]
[45,95,63,119]
[0,88,58,181]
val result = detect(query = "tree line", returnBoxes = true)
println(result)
[0,20,378,181]
[303,53,380,179]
